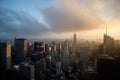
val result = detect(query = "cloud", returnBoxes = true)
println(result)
[1,0,120,40]
[41,0,105,33]
[107,0,120,19]
[0,8,50,39]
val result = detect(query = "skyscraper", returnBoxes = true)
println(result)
[103,34,114,54]
[62,40,70,67]
[70,33,78,63]
[19,63,35,80]
[96,54,120,80]
[56,48,62,76]
[103,26,114,54]
[114,40,120,48]
[72,33,77,56]
[73,33,77,48]
[63,40,69,57]
[0,42,11,70]
[80,46,90,66]
[15,37,28,63]
[34,41,48,52]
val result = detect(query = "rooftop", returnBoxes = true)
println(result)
[97,54,115,60]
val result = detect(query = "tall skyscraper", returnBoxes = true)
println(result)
[50,42,57,58]
[15,37,28,63]
[72,33,77,56]
[56,48,61,76]
[103,26,114,54]
[103,34,114,54]
[0,42,11,70]
[80,46,90,66]
[73,33,77,47]
[70,33,78,63]
[62,40,70,67]
[63,40,69,57]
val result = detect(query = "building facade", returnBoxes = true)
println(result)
[15,37,28,63]
[0,42,11,70]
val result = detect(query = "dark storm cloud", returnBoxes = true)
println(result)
[0,8,49,39]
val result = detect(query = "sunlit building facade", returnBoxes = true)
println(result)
[0,42,11,70]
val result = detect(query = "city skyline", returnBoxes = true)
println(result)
[0,29,120,80]
[0,0,120,40]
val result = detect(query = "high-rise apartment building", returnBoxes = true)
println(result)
[0,42,11,70]
[19,63,34,80]
[15,37,28,63]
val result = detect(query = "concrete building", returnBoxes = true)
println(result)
[15,37,28,63]
[56,48,62,77]
[56,61,61,76]
[50,42,57,58]
[80,46,90,66]
[114,40,120,48]
[34,41,49,52]
[0,42,11,70]
[46,54,52,69]
[19,63,34,80]
[96,54,120,80]
[62,40,70,67]
[63,40,69,57]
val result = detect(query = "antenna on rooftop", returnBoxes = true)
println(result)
[15,35,18,39]
[106,24,107,35]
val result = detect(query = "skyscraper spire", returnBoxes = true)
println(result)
[15,35,18,39]
[106,25,107,35]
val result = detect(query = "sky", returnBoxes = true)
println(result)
[0,0,120,41]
